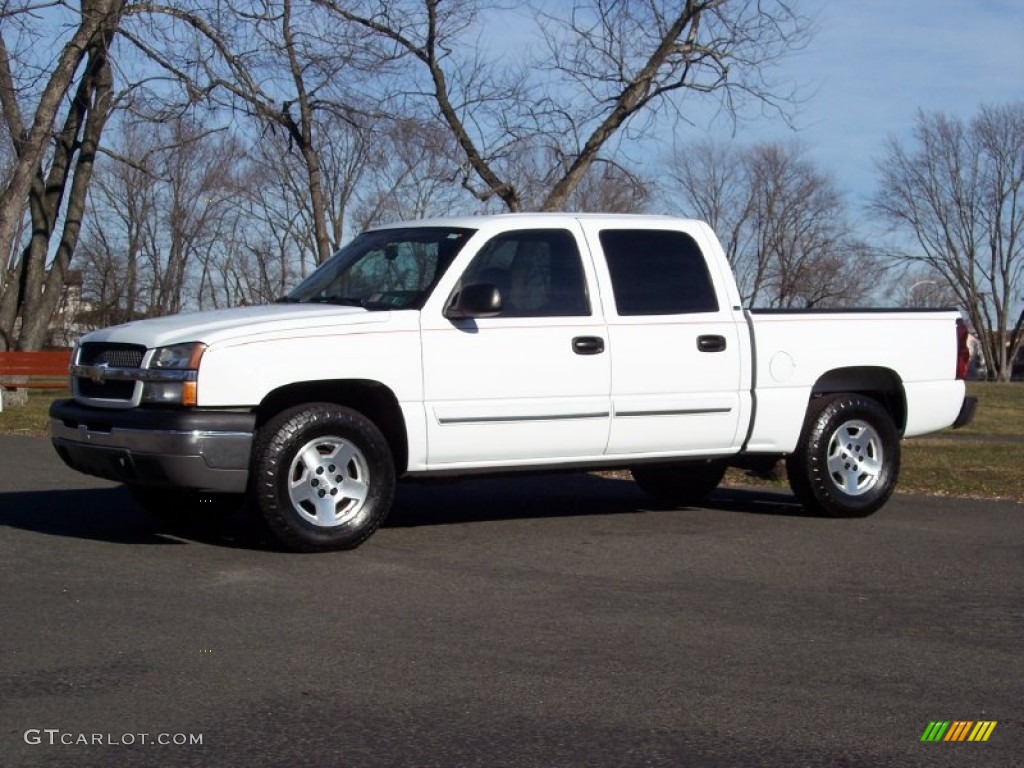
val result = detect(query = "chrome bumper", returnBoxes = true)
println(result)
[49,402,255,493]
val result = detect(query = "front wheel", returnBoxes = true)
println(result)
[252,403,395,552]
[787,394,900,518]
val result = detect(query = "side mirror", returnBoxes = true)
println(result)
[446,282,503,319]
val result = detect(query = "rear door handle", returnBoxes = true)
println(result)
[572,336,605,355]
[697,335,727,353]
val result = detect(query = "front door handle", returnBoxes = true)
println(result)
[572,336,605,355]
[697,335,727,353]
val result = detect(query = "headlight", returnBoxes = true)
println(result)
[142,343,206,406]
[150,343,206,370]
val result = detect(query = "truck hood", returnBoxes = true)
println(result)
[81,304,391,348]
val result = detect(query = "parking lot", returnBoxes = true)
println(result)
[1,433,1020,767]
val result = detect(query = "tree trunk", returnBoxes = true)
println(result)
[540,3,700,212]
[0,1,122,295]
[18,43,115,350]
[281,0,332,264]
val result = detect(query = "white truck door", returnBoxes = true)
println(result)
[581,223,746,457]
[420,225,611,467]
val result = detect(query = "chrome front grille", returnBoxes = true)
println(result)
[74,343,146,402]
[78,343,145,368]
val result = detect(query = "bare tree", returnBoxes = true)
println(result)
[0,0,125,349]
[351,119,476,229]
[669,140,877,307]
[76,123,160,328]
[239,131,321,281]
[562,162,650,213]
[668,140,753,269]
[123,0,383,264]
[316,0,809,212]
[871,104,1024,381]
[0,0,812,348]
[200,145,305,307]
[0,1,125,295]
[745,143,877,308]
[79,116,246,320]
[888,267,959,308]
[0,119,28,279]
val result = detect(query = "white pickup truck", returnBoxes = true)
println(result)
[50,214,976,551]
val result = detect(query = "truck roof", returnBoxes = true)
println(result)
[368,212,703,231]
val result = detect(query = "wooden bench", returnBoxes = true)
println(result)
[0,350,72,411]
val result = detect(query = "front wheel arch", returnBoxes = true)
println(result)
[256,380,408,474]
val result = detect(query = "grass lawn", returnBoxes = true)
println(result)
[3,382,1022,501]
[952,381,1024,437]
[898,439,1024,502]
[896,381,1023,502]
[0,389,66,437]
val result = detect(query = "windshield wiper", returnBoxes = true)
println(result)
[305,296,366,307]
[275,296,300,303]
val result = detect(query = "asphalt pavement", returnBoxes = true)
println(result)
[1,434,1021,767]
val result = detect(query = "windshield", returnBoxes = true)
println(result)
[284,227,476,310]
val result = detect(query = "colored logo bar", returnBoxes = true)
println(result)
[920,721,997,742]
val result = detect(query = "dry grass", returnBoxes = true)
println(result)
[949,381,1024,437]
[0,389,66,437]
[895,381,1023,501]
[898,438,1024,502]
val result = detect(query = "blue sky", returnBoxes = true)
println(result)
[22,1,1022,219]
[671,0,1024,208]
[487,1,1022,213]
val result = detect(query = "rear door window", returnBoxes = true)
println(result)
[599,229,719,315]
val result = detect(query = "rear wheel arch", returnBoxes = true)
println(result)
[810,367,906,434]
[256,379,409,475]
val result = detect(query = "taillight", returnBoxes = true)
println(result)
[956,318,970,380]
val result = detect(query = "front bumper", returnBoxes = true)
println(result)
[49,399,255,493]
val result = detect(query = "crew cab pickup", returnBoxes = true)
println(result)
[50,214,977,551]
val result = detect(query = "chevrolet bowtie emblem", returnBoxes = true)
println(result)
[88,362,109,383]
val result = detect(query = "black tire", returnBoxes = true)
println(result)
[786,393,900,518]
[631,461,726,506]
[128,486,244,527]
[251,403,395,552]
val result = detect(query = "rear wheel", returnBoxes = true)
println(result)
[787,393,900,518]
[252,403,395,552]
[631,461,726,506]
